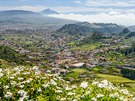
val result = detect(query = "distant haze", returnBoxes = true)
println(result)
[1,0,135,26]
[49,13,135,26]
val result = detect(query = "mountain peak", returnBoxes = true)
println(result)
[41,8,59,15]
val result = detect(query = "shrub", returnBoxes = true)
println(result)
[0,66,134,101]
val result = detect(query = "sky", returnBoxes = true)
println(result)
[0,0,135,26]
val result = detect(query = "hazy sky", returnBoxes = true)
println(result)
[1,0,135,26]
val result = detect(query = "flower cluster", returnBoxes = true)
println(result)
[0,66,135,101]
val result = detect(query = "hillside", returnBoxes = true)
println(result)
[120,28,135,39]
[128,25,135,32]
[125,32,135,39]
[0,10,39,16]
[57,22,124,35]
[0,10,77,30]
[0,45,26,64]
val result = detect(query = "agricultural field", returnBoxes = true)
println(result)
[71,43,101,51]
[66,68,135,95]
[1,34,48,52]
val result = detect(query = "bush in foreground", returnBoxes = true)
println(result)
[0,66,135,101]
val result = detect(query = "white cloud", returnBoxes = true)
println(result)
[53,6,135,14]
[1,4,135,26]
[49,12,135,26]
[83,0,135,7]
[74,0,81,4]
[1,5,135,14]
[108,11,121,15]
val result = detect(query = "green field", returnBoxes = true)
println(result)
[66,68,90,78]
[66,68,135,94]
[96,73,135,83]
[96,73,135,94]
[71,43,101,51]
[72,68,90,73]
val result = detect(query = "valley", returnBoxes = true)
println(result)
[0,9,135,100]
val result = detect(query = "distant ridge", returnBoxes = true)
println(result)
[0,10,40,16]
[57,22,124,34]
[128,25,135,32]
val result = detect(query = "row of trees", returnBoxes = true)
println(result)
[121,68,135,80]
[116,43,135,55]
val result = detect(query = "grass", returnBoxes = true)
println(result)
[124,83,135,94]
[92,66,102,71]
[72,68,90,73]
[71,43,100,51]
[66,68,90,78]
[67,68,134,83]
[96,73,135,83]
[0,59,16,68]
[96,73,135,93]
[66,41,77,46]
[67,69,135,94]
[66,72,80,78]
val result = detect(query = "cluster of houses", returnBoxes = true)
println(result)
[0,33,133,76]
[49,48,107,74]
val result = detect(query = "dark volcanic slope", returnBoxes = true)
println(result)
[0,10,77,29]
[57,22,124,34]
[128,25,135,32]
[0,10,39,16]
[119,28,135,39]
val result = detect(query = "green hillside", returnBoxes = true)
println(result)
[0,45,26,64]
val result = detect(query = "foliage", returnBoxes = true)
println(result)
[116,42,135,55]
[0,45,25,64]
[79,33,106,45]
[0,59,16,68]
[121,68,135,80]
[0,66,135,101]
[125,32,135,39]
[97,51,125,65]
